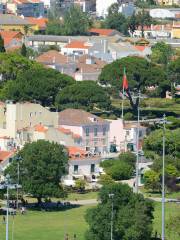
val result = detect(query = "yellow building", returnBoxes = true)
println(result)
[172,24,180,38]
[157,0,180,5]
[0,14,35,34]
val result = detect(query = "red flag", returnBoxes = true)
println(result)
[122,67,128,90]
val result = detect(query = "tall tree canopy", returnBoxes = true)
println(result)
[105,3,128,35]
[63,5,92,35]
[168,57,180,85]
[0,34,5,53]
[55,81,111,111]
[85,183,154,240]
[0,64,74,106]
[151,42,173,65]
[6,140,68,203]
[99,56,167,111]
[0,53,34,81]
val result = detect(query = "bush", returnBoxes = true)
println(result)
[124,112,133,120]
[107,161,133,180]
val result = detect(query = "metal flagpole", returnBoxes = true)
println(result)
[135,90,140,193]
[121,86,124,119]
[162,114,166,240]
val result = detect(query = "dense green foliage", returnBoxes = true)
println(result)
[104,3,128,35]
[99,56,167,111]
[0,34,5,53]
[100,152,136,180]
[6,140,68,202]
[85,183,154,240]
[46,6,92,36]
[168,57,180,85]
[0,64,74,106]
[21,43,27,57]
[55,81,111,111]
[144,170,161,192]
[151,42,173,65]
[0,53,34,81]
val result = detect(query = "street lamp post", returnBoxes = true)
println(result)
[17,160,20,209]
[6,174,10,240]
[162,114,166,240]
[135,91,140,193]
[109,193,114,240]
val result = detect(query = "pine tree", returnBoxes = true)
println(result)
[0,34,5,52]
[21,43,27,57]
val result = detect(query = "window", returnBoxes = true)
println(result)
[86,140,89,146]
[86,128,89,136]
[29,112,33,117]
[103,127,106,136]
[94,127,98,137]
[74,165,78,173]
[90,164,95,173]
[103,139,106,145]
[126,130,130,136]
[139,131,142,137]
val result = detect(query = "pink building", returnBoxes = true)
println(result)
[58,109,110,154]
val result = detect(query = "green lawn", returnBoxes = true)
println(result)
[23,191,99,204]
[153,202,180,240]
[140,187,180,199]
[0,205,95,240]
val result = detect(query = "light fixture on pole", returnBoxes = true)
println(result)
[132,90,144,194]
[109,193,114,240]
[161,114,166,240]
[5,174,10,240]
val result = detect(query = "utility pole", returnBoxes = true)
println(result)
[17,160,20,209]
[6,175,10,240]
[109,193,114,240]
[162,114,166,240]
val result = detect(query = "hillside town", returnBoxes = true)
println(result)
[0,1,180,240]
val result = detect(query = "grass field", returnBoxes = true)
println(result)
[0,201,179,240]
[153,202,180,240]
[140,187,180,200]
[0,205,95,240]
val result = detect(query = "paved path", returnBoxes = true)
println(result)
[69,199,98,205]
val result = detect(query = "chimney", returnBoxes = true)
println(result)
[103,39,108,54]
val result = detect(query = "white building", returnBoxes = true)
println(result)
[150,8,175,19]
[96,0,134,18]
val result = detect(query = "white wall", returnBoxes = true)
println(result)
[96,0,117,18]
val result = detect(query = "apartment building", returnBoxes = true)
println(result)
[0,101,58,139]
[7,0,45,17]
[59,109,110,154]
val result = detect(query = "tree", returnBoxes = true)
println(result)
[63,5,92,35]
[167,214,180,238]
[98,174,114,185]
[0,34,5,53]
[5,140,68,203]
[144,170,161,192]
[128,13,139,36]
[75,179,86,192]
[0,64,74,106]
[136,9,152,37]
[0,53,34,81]
[21,43,27,57]
[55,81,111,111]
[85,183,154,240]
[151,42,173,65]
[168,57,180,85]
[99,56,167,112]
[118,152,136,168]
[143,128,180,159]
[46,20,64,35]
[105,3,128,35]
[106,161,133,180]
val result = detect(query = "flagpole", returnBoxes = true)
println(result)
[121,86,124,120]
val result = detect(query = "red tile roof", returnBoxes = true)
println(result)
[89,28,115,36]
[58,127,72,134]
[34,124,48,133]
[36,50,68,65]
[0,30,23,46]
[25,17,48,30]
[64,41,90,49]
[0,151,14,162]
[134,45,146,51]
[67,146,86,156]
